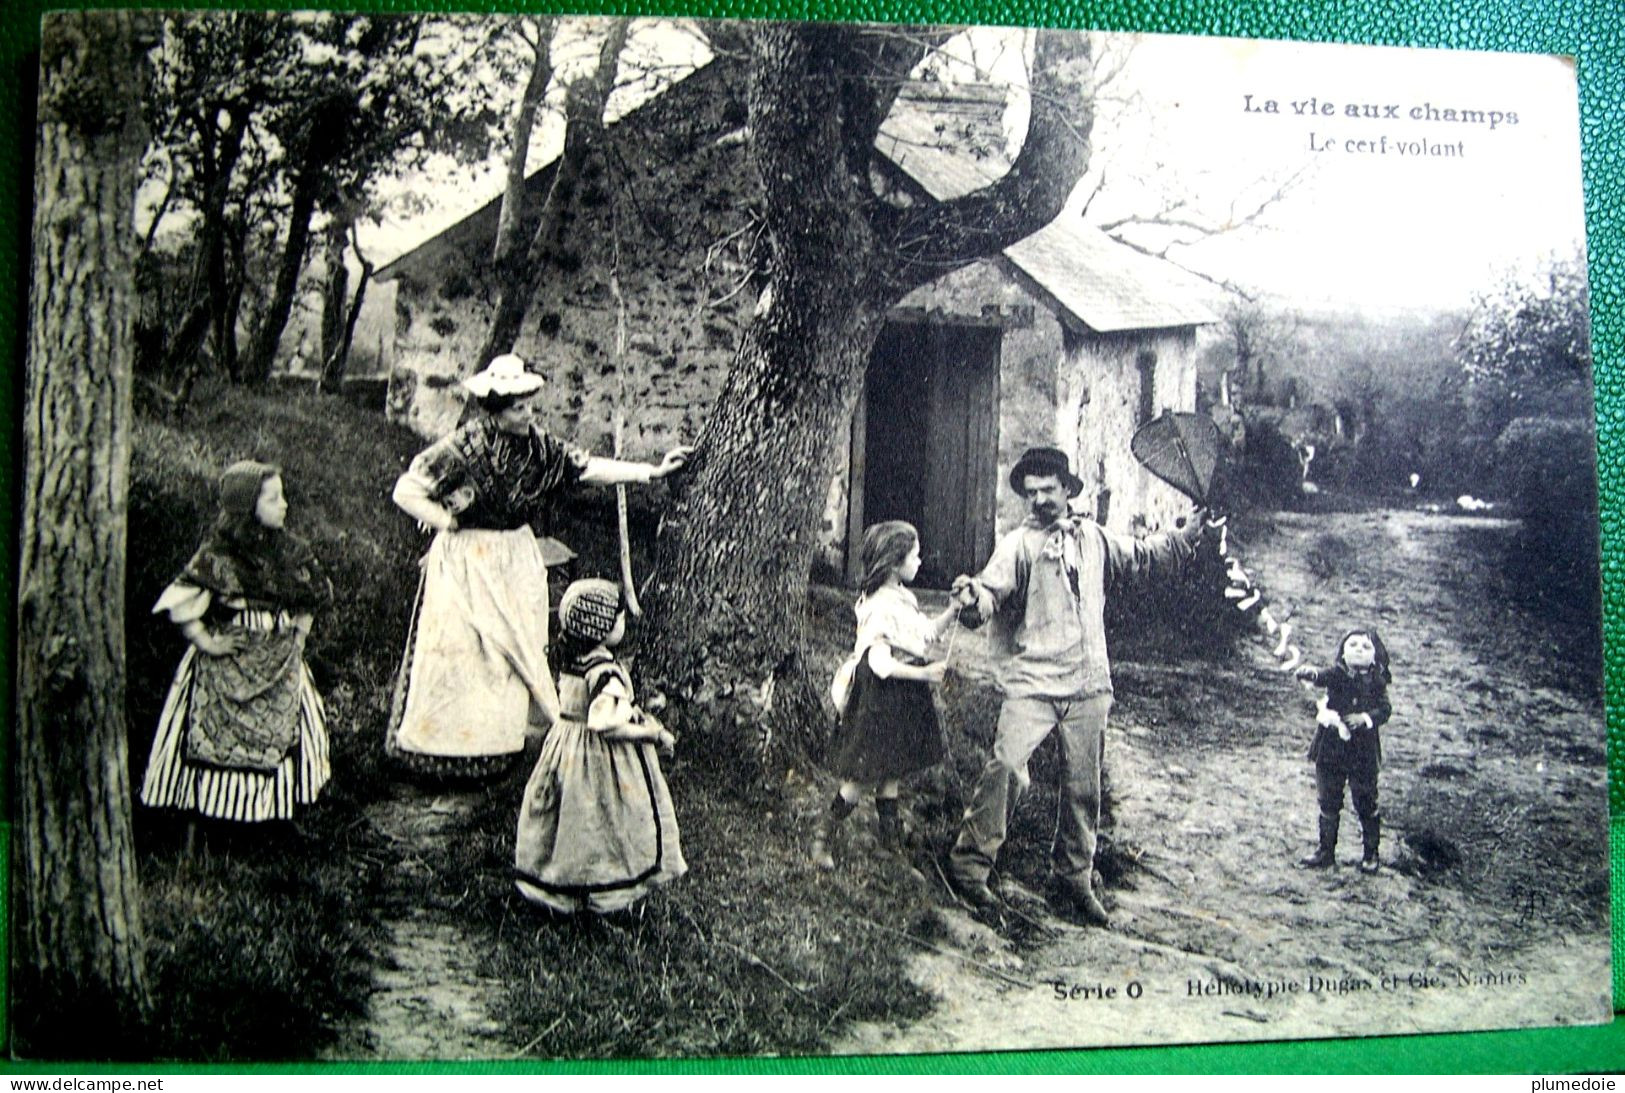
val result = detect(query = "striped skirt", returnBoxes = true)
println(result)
[140,609,330,822]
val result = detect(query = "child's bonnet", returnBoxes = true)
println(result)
[829,584,934,715]
[556,578,627,723]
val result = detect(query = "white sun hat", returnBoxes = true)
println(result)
[461,353,545,398]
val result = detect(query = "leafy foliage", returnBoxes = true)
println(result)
[1456,251,1591,394]
[139,13,505,388]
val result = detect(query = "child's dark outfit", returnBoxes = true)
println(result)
[1299,630,1392,870]
[816,584,946,858]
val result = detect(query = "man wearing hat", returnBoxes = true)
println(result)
[947,445,1208,925]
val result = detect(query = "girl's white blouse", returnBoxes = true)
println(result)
[852,584,934,679]
[152,581,214,623]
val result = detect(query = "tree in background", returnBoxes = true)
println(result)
[475,18,700,366]
[139,13,501,398]
[642,25,1092,767]
[17,10,154,1053]
[1211,297,1304,408]
[476,18,628,365]
[136,13,296,389]
[1456,249,1592,427]
[1457,252,1596,592]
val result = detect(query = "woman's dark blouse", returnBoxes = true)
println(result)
[409,416,589,532]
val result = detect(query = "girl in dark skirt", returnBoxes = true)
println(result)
[812,521,961,869]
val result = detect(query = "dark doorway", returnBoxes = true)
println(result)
[847,321,1000,588]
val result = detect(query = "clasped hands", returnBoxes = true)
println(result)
[1315,701,1374,741]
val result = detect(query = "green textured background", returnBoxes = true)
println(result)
[1,0,1620,1075]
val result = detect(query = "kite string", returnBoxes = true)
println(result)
[1131,414,1311,687]
[943,616,960,668]
[609,197,642,617]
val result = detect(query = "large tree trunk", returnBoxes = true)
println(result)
[243,163,321,385]
[643,26,899,767]
[646,297,885,768]
[16,9,153,1053]
[643,26,1092,773]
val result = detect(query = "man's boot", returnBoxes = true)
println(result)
[1299,811,1339,868]
[1050,872,1110,927]
[1358,811,1381,874]
[876,797,903,851]
[948,868,1000,914]
[809,793,855,870]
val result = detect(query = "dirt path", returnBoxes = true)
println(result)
[835,508,1611,1053]
[323,788,519,1061]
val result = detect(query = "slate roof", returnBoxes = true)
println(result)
[878,84,1217,333]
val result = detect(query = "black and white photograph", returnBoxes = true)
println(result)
[13,10,1611,1062]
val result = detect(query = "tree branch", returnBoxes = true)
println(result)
[491,17,556,268]
[1103,229,1259,300]
[881,29,1093,292]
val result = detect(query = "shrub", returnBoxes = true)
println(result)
[1493,416,1598,524]
[1491,415,1602,635]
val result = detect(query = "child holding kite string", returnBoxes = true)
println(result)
[814,521,962,869]
[1294,627,1394,873]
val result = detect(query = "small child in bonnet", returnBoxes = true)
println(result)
[514,578,686,914]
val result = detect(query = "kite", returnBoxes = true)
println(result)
[1131,410,1306,677]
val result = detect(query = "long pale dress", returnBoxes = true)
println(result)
[140,582,330,822]
[514,649,686,914]
[386,416,588,778]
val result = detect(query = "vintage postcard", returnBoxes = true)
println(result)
[13,10,1609,1063]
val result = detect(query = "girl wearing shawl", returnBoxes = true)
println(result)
[140,461,334,822]
[387,354,689,779]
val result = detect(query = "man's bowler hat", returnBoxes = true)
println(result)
[1009,446,1084,497]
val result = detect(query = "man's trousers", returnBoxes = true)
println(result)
[949,693,1112,885]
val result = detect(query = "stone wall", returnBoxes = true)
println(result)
[382,61,753,463]
[1058,326,1199,535]
[381,58,1203,575]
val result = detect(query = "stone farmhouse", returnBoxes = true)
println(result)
[369,54,1215,586]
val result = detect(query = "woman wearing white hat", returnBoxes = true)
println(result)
[387,354,689,778]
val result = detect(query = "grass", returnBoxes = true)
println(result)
[109,380,1609,1059]
[121,379,943,1060]
[417,761,937,1059]
[124,379,426,1059]
[137,824,390,1061]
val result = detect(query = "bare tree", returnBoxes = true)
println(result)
[318,220,377,391]
[16,10,154,1052]
[1076,33,1312,298]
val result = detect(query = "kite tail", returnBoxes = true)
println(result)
[1210,516,1312,683]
